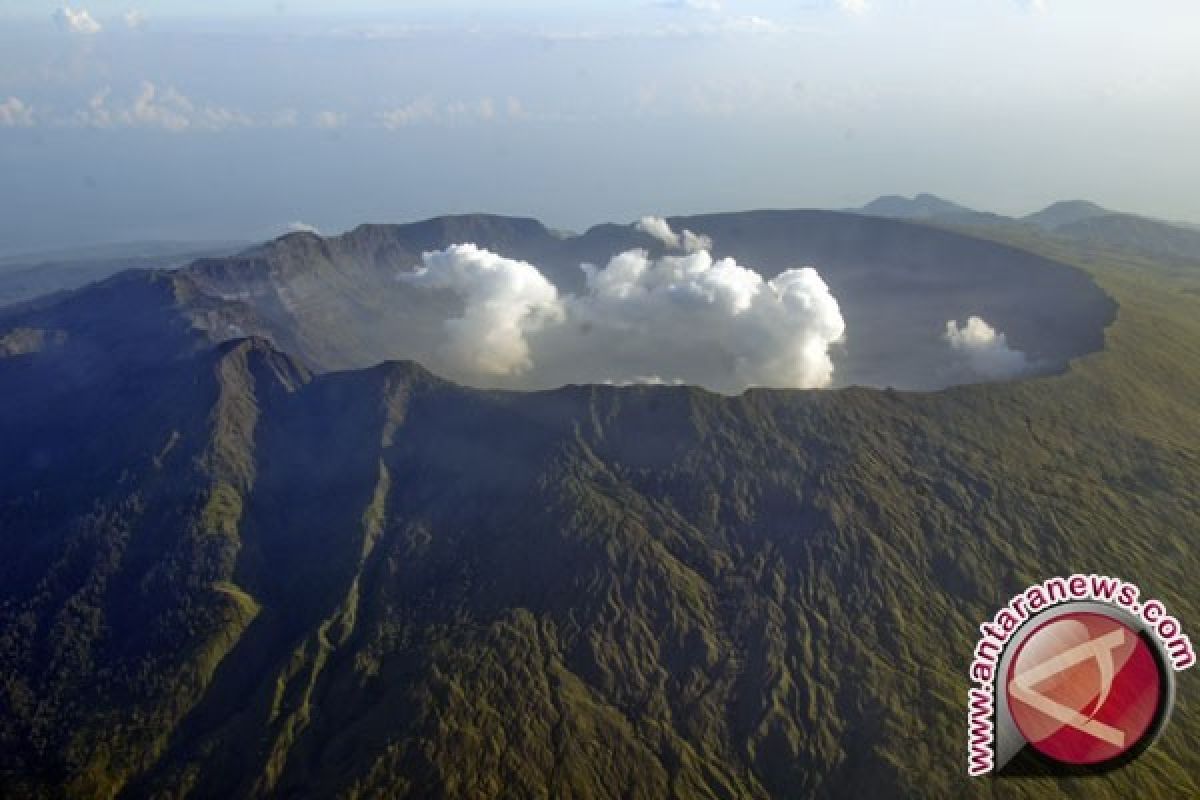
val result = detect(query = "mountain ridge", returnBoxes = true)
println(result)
[0,210,1118,392]
[857,194,1200,265]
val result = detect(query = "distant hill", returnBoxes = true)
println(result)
[1017,201,1200,263]
[857,194,1014,229]
[859,192,976,219]
[1022,200,1111,231]
[860,195,1200,266]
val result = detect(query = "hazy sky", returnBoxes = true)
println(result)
[1,0,1198,254]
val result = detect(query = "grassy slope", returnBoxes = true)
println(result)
[850,233,1200,797]
[2,231,1199,799]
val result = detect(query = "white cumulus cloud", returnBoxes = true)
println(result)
[380,97,519,129]
[398,244,564,378]
[123,10,146,29]
[635,215,679,247]
[944,316,1030,379]
[380,98,437,129]
[131,83,193,131]
[75,82,251,132]
[837,0,870,15]
[635,216,713,253]
[54,7,102,34]
[0,97,35,127]
[680,229,714,253]
[397,242,846,393]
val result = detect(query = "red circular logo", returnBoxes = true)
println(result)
[1006,611,1163,765]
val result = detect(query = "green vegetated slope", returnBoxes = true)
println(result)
[1,228,1199,799]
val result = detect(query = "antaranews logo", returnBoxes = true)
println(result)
[967,574,1194,776]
